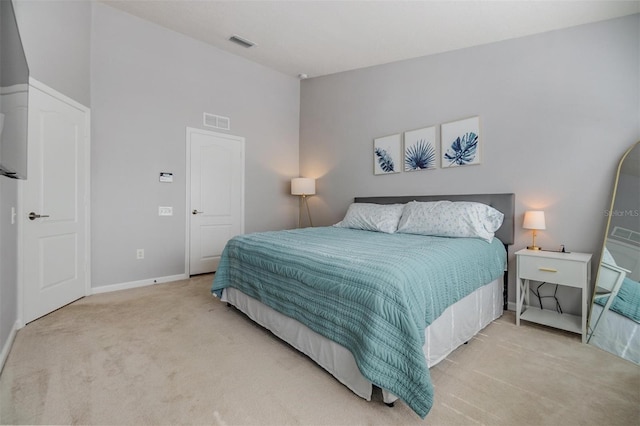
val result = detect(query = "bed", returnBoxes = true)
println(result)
[589,276,640,364]
[211,193,515,418]
[588,242,640,364]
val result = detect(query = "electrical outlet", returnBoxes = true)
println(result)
[137,249,144,259]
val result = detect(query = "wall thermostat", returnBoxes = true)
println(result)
[159,172,173,183]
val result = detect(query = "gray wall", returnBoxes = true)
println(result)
[12,0,91,106]
[90,3,300,288]
[299,14,640,312]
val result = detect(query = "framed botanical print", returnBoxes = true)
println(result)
[373,134,402,175]
[441,116,480,168]
[404,126,437,172]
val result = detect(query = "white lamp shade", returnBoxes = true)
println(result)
[291,177,316,195]
[523,210,546,230]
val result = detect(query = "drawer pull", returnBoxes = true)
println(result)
[538,267,558,273]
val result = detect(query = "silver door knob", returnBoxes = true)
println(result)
[28,212,50,220]
[192,209,204,215]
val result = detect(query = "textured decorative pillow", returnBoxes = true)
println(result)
[334,203,405,234]
[396,200,504,242]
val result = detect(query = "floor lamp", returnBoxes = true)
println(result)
[291,177,315,228]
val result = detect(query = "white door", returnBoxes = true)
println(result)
[22,80,89,324]
[187,128,244,275]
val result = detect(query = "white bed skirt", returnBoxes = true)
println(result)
[589,304,639,364]
[221,275,504,404]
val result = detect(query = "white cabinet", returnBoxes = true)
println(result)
[516,249,592,343]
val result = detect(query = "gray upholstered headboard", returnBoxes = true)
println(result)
[354,193,515,245]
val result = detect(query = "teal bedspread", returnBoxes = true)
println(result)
[211,227,507,418]
[595,277,640,323]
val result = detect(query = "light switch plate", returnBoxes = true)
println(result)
[159,172,173,183]
[159,206,173,216]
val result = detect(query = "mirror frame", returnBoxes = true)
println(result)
[587,140,640,329]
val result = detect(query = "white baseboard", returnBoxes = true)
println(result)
[507,301,516,312]
[91,273,189,295]
[0,321,19,375]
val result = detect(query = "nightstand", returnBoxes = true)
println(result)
[516,249,592,342]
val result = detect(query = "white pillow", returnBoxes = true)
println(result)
[396,200,504,242]
[334,203,404,234]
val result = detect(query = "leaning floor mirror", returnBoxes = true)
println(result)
[587,141,640,364]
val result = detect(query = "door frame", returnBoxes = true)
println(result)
[185,127,245,276]
[17,78,91,327]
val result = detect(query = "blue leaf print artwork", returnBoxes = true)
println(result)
[444,132,478,166]
[405,139,436,170]
[375,147,395,172]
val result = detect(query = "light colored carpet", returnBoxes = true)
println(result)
[1,274,638,425]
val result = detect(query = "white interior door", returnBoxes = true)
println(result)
[188,128,244,275]
[22,80,89,324]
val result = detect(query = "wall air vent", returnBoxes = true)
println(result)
[203,113,231,131]
[229,35,255,48]
[610,226,640,246]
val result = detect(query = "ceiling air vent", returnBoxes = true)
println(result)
[203,113,231,131]
[229,34,255,48]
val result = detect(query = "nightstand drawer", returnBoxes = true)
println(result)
[518,256,587,287]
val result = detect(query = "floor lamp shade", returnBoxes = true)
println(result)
[291,178,316,195]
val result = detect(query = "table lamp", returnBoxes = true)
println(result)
[523,210,545,250]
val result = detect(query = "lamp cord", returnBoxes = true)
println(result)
[530,282,563,314]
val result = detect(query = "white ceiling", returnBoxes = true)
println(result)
[103,0,640,79]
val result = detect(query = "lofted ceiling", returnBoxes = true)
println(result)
[103,0,640,79]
